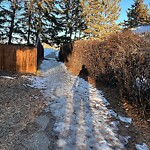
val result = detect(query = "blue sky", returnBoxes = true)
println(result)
[118,0,150,23]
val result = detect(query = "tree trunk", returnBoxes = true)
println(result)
[27,14,31,45]
[8,0,16,44]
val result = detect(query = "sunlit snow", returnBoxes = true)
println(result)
[0,76,16,80]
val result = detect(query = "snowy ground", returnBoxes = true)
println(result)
[28,49,149,150]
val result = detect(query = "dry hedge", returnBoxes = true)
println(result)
[59,31,150,115]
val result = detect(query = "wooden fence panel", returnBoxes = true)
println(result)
[3,45,16,71]
[27,48,37,73]
[16,47,37,74]
[0,44,37,74]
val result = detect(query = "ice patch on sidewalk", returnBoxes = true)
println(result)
[136,143,149,150]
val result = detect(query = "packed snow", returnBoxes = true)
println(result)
[136,143,149,150]
[27,48,148,150]
[118,116,132,124]
[44,48,59,60]
[0,76,16,80]
[108,110,132,124]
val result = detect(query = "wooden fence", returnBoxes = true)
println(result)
[0,44,37,74]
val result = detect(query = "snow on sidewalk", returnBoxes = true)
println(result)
[28,49,132,149]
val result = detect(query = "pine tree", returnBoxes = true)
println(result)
[72,0,86,40]
[0,0,23,44]
[124,0,149,28]
[19,0,61,45]
[57,0,86,43]
[0,0,62,45]
[0,0,86,45]
[81,0,121,39]
[37,0,63,45]
[19,0,35,45]
[57,0,73,42]
[20,0,48,45]
[0,1,11,43]
[0,1,6,43]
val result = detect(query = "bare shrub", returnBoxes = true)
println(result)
[59,31,150,114]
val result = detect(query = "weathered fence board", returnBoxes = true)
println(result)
[0,44,37,74]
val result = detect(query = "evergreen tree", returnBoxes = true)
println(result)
[57,0,86,43]
[0,0,62,45]
[123,0,149,28]
[38,0,63,45]
[0,0,23,44]
[19,0,61,45]
[72,0,86,40]
[0,0,86,45]
[20,0,48,44]
[58,0,73,42]
[19,0,35,45]
[81,0,121,39]
[0,1,6,43]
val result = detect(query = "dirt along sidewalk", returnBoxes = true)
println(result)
[0,72,56,150]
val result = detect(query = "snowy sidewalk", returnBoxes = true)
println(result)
[28,49,148,150]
